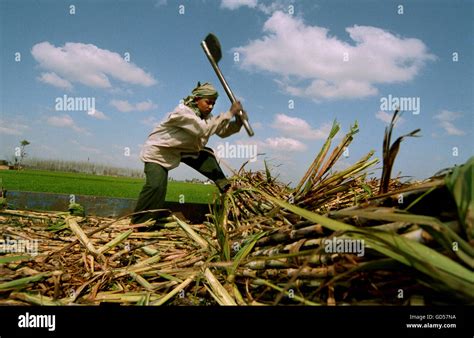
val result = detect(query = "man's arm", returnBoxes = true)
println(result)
[215,101,244,138]
[164,106,233,137]
[215,116,242,138]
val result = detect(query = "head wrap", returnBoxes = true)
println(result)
[183,82,219,117]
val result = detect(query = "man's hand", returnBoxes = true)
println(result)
[229,101,243,116]
[239,109,248,121]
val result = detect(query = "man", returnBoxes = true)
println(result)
[131,82,244,225]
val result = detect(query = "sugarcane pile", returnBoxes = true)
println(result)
[216,166,472,305]
[209,118,473,305]
[0,114,472,306]
[0,209,221,305]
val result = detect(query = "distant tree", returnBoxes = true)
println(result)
[16,140,30,170]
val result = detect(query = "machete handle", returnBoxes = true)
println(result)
[201,38,254,137]
[237,110,254,136]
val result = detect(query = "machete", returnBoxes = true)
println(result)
[201,33,254,137]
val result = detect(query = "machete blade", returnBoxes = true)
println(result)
[204,33,222,63]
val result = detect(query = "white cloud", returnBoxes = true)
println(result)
[280,79,378,100]
[258,1,298,15]
[0,118,30,135]
[272,113,331,140]
[111,99,157,112]
[221,0,257,10]
[87,109,109,120]
[141,116,160,127]
[135,100,157,111]
[261,137,307,152]
[47,114,89,134]
[441,123,465,136]
[221,0,290,14]
[375,110,405,125]
[31,42,157,89]
[235,12,435,100]
[434,110,466,136]
[110,100,134,112]
[435,110,461,122]
[107,87,134,95]
[38,72,73,90]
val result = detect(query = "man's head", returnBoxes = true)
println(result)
[183,82,219,118]
[195,97,216,116]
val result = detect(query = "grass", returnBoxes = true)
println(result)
[0,169,217,204]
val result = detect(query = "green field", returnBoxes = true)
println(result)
[0,169,218,204]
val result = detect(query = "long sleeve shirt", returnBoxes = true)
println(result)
[140,103,242,169]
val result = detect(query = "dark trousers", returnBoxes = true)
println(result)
[131,148,229,224]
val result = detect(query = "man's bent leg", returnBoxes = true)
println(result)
[181,148,230,193]
[131,162,168,224]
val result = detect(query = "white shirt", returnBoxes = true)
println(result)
[140,103,242,169]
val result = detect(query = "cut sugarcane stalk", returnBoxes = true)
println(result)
[204,268,236,305]
[97,230,133,254]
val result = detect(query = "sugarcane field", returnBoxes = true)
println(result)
[1,1,473,336]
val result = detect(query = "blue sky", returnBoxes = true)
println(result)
[1,0,472,185]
